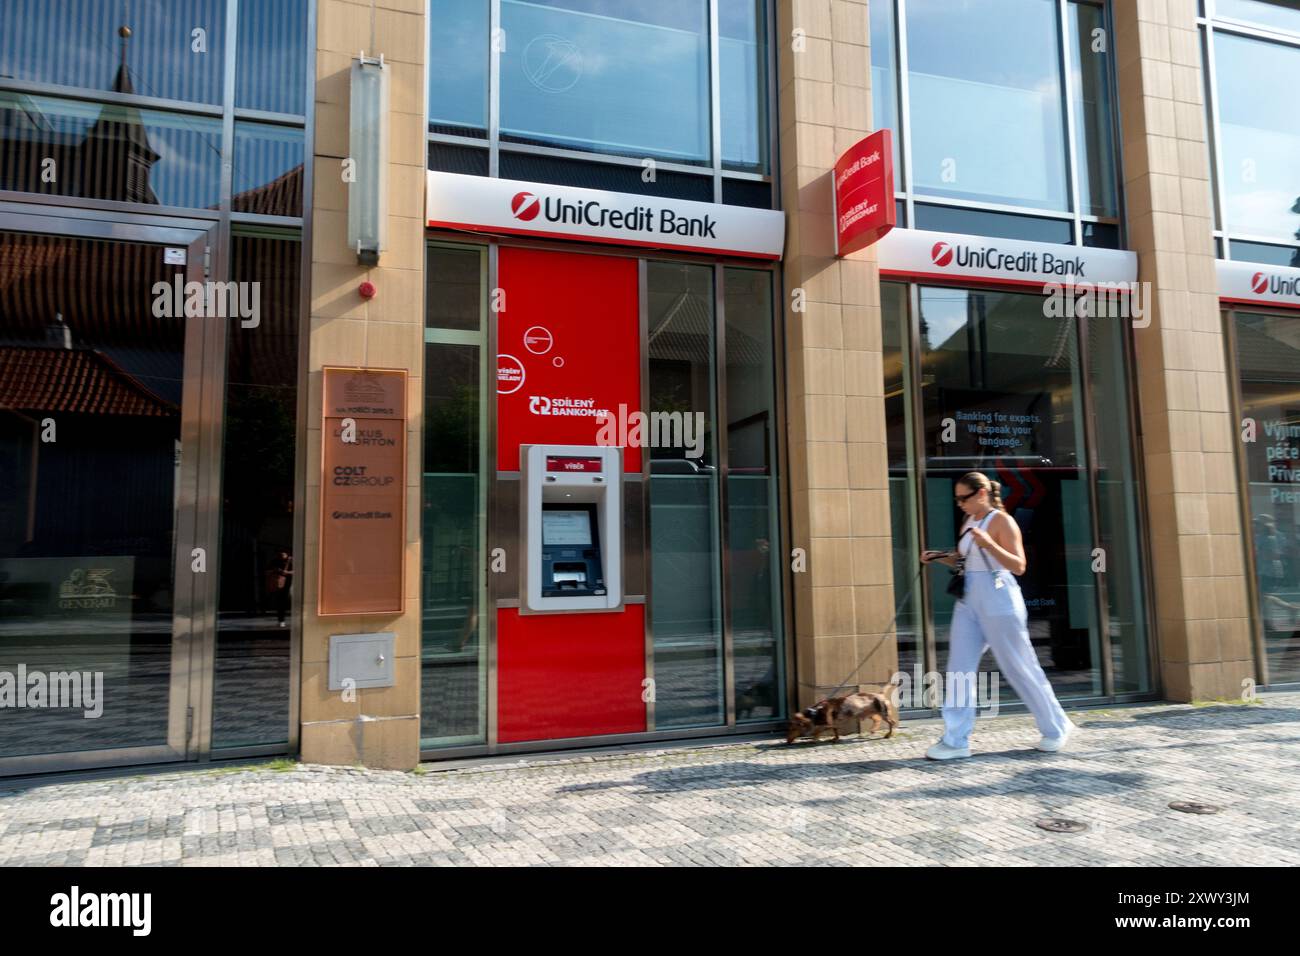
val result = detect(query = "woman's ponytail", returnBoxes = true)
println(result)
[959,472,1005,511]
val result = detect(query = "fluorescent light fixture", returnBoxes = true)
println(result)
[348,52,389,266]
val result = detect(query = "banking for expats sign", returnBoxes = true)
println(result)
[426,171,785,260]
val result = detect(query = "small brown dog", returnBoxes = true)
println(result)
[834,678,902,738]
[786,679,903,744]
[785,697,846,744]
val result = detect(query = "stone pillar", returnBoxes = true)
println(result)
[776,0,897,705]
[1115,0,1254,700]
[300,0,427,768]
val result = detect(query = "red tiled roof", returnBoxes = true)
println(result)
[0,346,177,417]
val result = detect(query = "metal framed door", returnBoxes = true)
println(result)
[0,204,223,776]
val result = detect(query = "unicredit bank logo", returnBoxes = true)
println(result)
[925,239,1086,278]
[501,189,717,239]
[511,192,541,222]
[1249,270,1300,298]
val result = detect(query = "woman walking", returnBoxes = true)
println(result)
[921,472,1074,760]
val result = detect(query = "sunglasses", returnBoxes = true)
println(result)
[954,490,979,503]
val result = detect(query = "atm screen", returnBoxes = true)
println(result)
[542,508,593,547]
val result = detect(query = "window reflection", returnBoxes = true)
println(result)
[0,0,225,105]
[720,0,767,172]
[236,0,308,116]
[500,0,711,164]
[905,0,1070,211]
[1214,32,1300,244]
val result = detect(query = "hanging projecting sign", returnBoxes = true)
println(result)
[1217,259,1300,310]
[319,367,407,616]
[426,170,785,260]
[834,129,895,256]
[877,228,1137,288]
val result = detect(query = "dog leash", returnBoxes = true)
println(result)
[796,564,925,700]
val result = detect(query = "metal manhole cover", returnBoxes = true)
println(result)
[1169,801,1221,815]
[1036,818,1088,833]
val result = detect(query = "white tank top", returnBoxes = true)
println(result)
[959,509,1007,572]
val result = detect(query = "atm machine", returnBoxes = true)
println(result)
[519,443,622,613]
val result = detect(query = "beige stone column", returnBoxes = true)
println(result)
[300,0,427,769]
[1115,0,1254,700]
[776,0,896,706]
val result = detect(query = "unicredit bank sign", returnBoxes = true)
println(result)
[877,228,1137,288]
[427,171,785,260]
[1217,259,1300,310]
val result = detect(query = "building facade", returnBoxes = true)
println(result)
[0,0,1296,775]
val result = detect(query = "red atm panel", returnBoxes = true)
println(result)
[495,247,641,472]
[495,247,646,743]
[497,605,646,742]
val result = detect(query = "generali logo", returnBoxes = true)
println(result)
[931,241,954,267]
[511,191,541,222]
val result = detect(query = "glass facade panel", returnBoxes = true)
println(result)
[236,0,309,115]
[0,0,226,105]
[232,122,305,217]
[719,0,768,172]
[499,0,710,164]
[212,234,300,749]
[648,262,723,728]
[919,286,1103,701]
[1213,32,1300,244]
[1089,315,1151,694]
[428,0,490,133]
[1234,312,1300,684]
[0,92,222,210]
[869,0,902,176]
[1217,0,1300,34]
[905,0,1069,211]
[1069,1,1119,218]
[724,267,784,721]
[882,282,924,682]
[0,231,186,758]
[421,245,487,746]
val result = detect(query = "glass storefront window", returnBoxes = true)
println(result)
[0,0,226,105]
[1212,32,1300,244]
[905,0,1070,211]
[1068,1,1119,218]
[236,0,309,116]
[648,261,723,727]
[1216,0,1300,35]
[918,286,1103,700]
[428,0,490,134]
[0,231,187,758]
[719,0,768,172]
[882,282,923,681]
[1233,311,1300,683]
[213,233,301,749]
[499,0,710,164]
[421,245,488,746]
[0,92,222,210]
[724,267,784,720]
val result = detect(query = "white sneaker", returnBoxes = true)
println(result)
[1035,722,1076,752]
[925,740,971,760]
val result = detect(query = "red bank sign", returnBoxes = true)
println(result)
[833,130,895,256]
[427,170,785,260]
[1217,259,1300,310]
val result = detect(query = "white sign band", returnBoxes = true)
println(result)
[1217,259,1300,310]
[426,171,785,260]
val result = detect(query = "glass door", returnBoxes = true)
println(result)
[0,207,220,775]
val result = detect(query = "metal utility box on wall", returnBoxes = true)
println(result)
[328,632,396,690]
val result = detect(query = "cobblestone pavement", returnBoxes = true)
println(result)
[3,695,1298,866]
